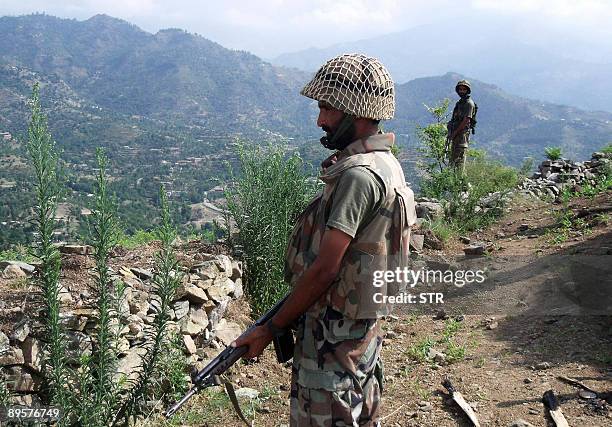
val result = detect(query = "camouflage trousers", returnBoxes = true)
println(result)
[289,307,384,427]
[450,133,469,174]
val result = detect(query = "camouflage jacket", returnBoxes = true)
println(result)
[284,132,417,319]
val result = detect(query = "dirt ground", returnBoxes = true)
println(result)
[2,192,610,426]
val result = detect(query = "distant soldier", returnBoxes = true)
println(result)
[447,80,477,174]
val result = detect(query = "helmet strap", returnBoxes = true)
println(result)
[320,114,356,150]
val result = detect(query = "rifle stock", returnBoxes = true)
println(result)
[164,294,290,418]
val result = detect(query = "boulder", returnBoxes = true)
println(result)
[416,202,444,220]
[0,261,36,275]
[207,278,235,303]
[11,319,30,343]
[214,319,242,346]
[0,346,24,365]
[176,282,209,304]
[464,243,487,256]
[4,366,41,392]
[2,264,26,279]
[191,261,219,280]
[215,255,233,274]
[173,300,190,321]
[409,234,425,252]
[21,337,42,371]
[59,245,93,255]
[116,347,147,384]
[181,305,209,336]
[182,334,197,355]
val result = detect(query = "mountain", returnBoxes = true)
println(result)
[271,21,612,113]
[0,13,313,137]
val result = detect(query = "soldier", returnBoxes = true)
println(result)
[447,79,476,174]
[232,53,416,427]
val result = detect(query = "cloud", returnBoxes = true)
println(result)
[1,0,611,57]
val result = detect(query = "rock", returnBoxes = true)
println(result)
[231,261,243,281]
[66,331,92,360]
[130,267,153,280]
[127,314,145,335]
[58,285,74,304]
[207,299,230,331]
[60,312,87,331]
[578,390,597,399]
[214,319,242,346]
[208,278,235,302]
[183,334,197,355]
[2,264,27,279]
[234,387,259,400]
[11,318,30,342]
[423,230,443,250]
[129,290,150,315]
[0,331,9,352]
[528,408,539,415]
[0,261,36,275]
[409,234,424,252]
[232,278,244,299]
[4,366,41,392]
[464,243,486,256]
[509,419,535,427]
[215,255,233,274]
[173,300,190,320]
[176,282,209,304]
[0,346,24,365]
[191,261,219,280]
[117,337,130,355]
[535,362,551,370]
[523,377,533,384]
[416,202,444,220]
[21,337,42,371]
[418,403,433,412]
[486,321,498,330]
[59,244,93,255]
[181,305,209,336]
[116,347,147,384]
[427,348,446,364]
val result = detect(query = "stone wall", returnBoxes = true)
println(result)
[0,251,245,406]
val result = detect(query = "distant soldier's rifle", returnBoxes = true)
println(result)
[164,295,293,421]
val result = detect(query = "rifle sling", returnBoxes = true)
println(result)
[218,375,254,427]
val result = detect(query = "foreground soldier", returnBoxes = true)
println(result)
[447,80,476,173]
[232,53,416,426]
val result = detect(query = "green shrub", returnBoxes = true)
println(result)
[225,143,318,315]
[601,143,612,154]
[544,146,563,161]
[117,229,157,249]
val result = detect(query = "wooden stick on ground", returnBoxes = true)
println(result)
[542,390,569,427]
[557,375,598,394]
[442,378,481,427]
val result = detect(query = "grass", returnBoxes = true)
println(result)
[406,319,468,365]
[0,245,39,263]
[117,229,158,249]
[406,336,436,363]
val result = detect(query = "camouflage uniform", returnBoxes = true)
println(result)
[285,133,416,426]
[448,83,476,173]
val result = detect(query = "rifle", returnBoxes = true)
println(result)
[164,295,293,419]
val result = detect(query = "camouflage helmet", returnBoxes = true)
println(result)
[455,79,471,94]
[300,53,395,120]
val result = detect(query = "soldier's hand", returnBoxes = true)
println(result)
[230,325,273,359]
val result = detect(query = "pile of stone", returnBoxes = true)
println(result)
[0,250,244,406]
[518,151,611,201]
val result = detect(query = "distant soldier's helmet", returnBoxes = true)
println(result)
[300,53,395,120]
[455,79,471,94]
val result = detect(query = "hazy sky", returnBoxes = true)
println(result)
[1,0,611,58]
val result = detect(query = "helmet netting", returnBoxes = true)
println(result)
[300,53,395,120]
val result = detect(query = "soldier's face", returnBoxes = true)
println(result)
[317,101,344,135]
[457,86,469,96]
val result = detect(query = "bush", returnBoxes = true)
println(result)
[25,85,185,424]
[544,146,563,161]
[601,143,612,154]
[225,143,318,315]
